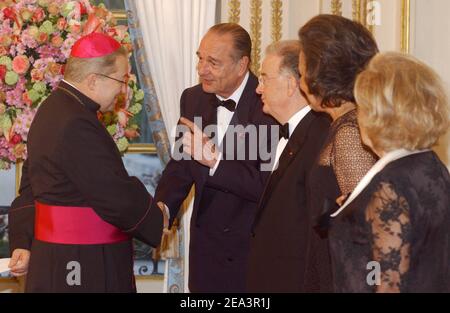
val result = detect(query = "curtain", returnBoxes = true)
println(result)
[125,0,217,293]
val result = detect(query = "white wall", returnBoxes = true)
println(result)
[222,0,405,53]
[410,0,450,167]
[221,0,449,167]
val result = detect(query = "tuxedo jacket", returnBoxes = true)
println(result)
[246,110,330,292]
[153,73,277,292]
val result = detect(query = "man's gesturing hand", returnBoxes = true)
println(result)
[180,117,218,168]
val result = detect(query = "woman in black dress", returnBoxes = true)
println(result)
[329,52,450,292]
[297,15,379,292]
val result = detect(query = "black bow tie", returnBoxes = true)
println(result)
[217,99,236,112]
[279,123,290,140]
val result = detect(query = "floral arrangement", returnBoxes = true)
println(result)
[0,0,144,170]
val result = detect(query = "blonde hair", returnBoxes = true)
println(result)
[355,52,449,152]
[64,46,128,83]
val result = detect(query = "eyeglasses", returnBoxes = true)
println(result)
[258,75,282,86]
[258,73,301,87]
[95,73,129,85]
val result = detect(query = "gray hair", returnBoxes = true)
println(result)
[265,40,301,79]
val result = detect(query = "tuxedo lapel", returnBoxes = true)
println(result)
[221,73,259,160]
[202,95,219,139]
[271,111,315,181]
[229,74,258,127]
[194,94,219,199]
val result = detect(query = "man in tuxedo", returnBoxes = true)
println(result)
[153,23,276,292]
[246,40,330,292]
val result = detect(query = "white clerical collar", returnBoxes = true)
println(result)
[216,71,250,109]
[61,79,80,91]
[287,105,311,137]
[331,148,431,218]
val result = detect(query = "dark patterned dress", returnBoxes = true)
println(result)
[305,109,377,292]
[329,151,450,292]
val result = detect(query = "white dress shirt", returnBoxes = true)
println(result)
[271,105,312,172]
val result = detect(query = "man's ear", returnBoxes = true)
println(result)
[287,75,299,97]
[85,73,97,91]
[238,56,250,76]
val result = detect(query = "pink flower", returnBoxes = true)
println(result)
[32,7,45,23]
[20,30,38,49]
[0,0,142,167]
[22,91,32,106]
[12,55,30,74]
[124,128,139,139]
[15,43,27,55]
[117,110,129,127]
[1,19,13,34]
[51,35,64,48]
[12,108,36,141]
[5,76,27,108]
[69,22,81,34]
[56,17,67,31]
[36,32,48,44]
[113,123,125,141]
[27,26,39,39]
[46,62,63,77]
[37,45,64,62]
[0,46,8,56]
[31,68,44,81]
[0,35,12,47]
[47,3,60,16]
[61,36,77,58]
[20,8,33,21]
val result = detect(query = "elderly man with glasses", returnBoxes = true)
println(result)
[246,40,330,292]
[9,33,164,293]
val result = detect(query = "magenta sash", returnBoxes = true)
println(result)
[35,201,130,245]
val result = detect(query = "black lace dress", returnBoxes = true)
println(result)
[329,151,450,292]
[305,110,377,292]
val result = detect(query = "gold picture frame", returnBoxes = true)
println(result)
[112,11,159,156]
[401,0,410,53]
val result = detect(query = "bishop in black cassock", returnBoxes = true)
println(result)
[8,33,163,293]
